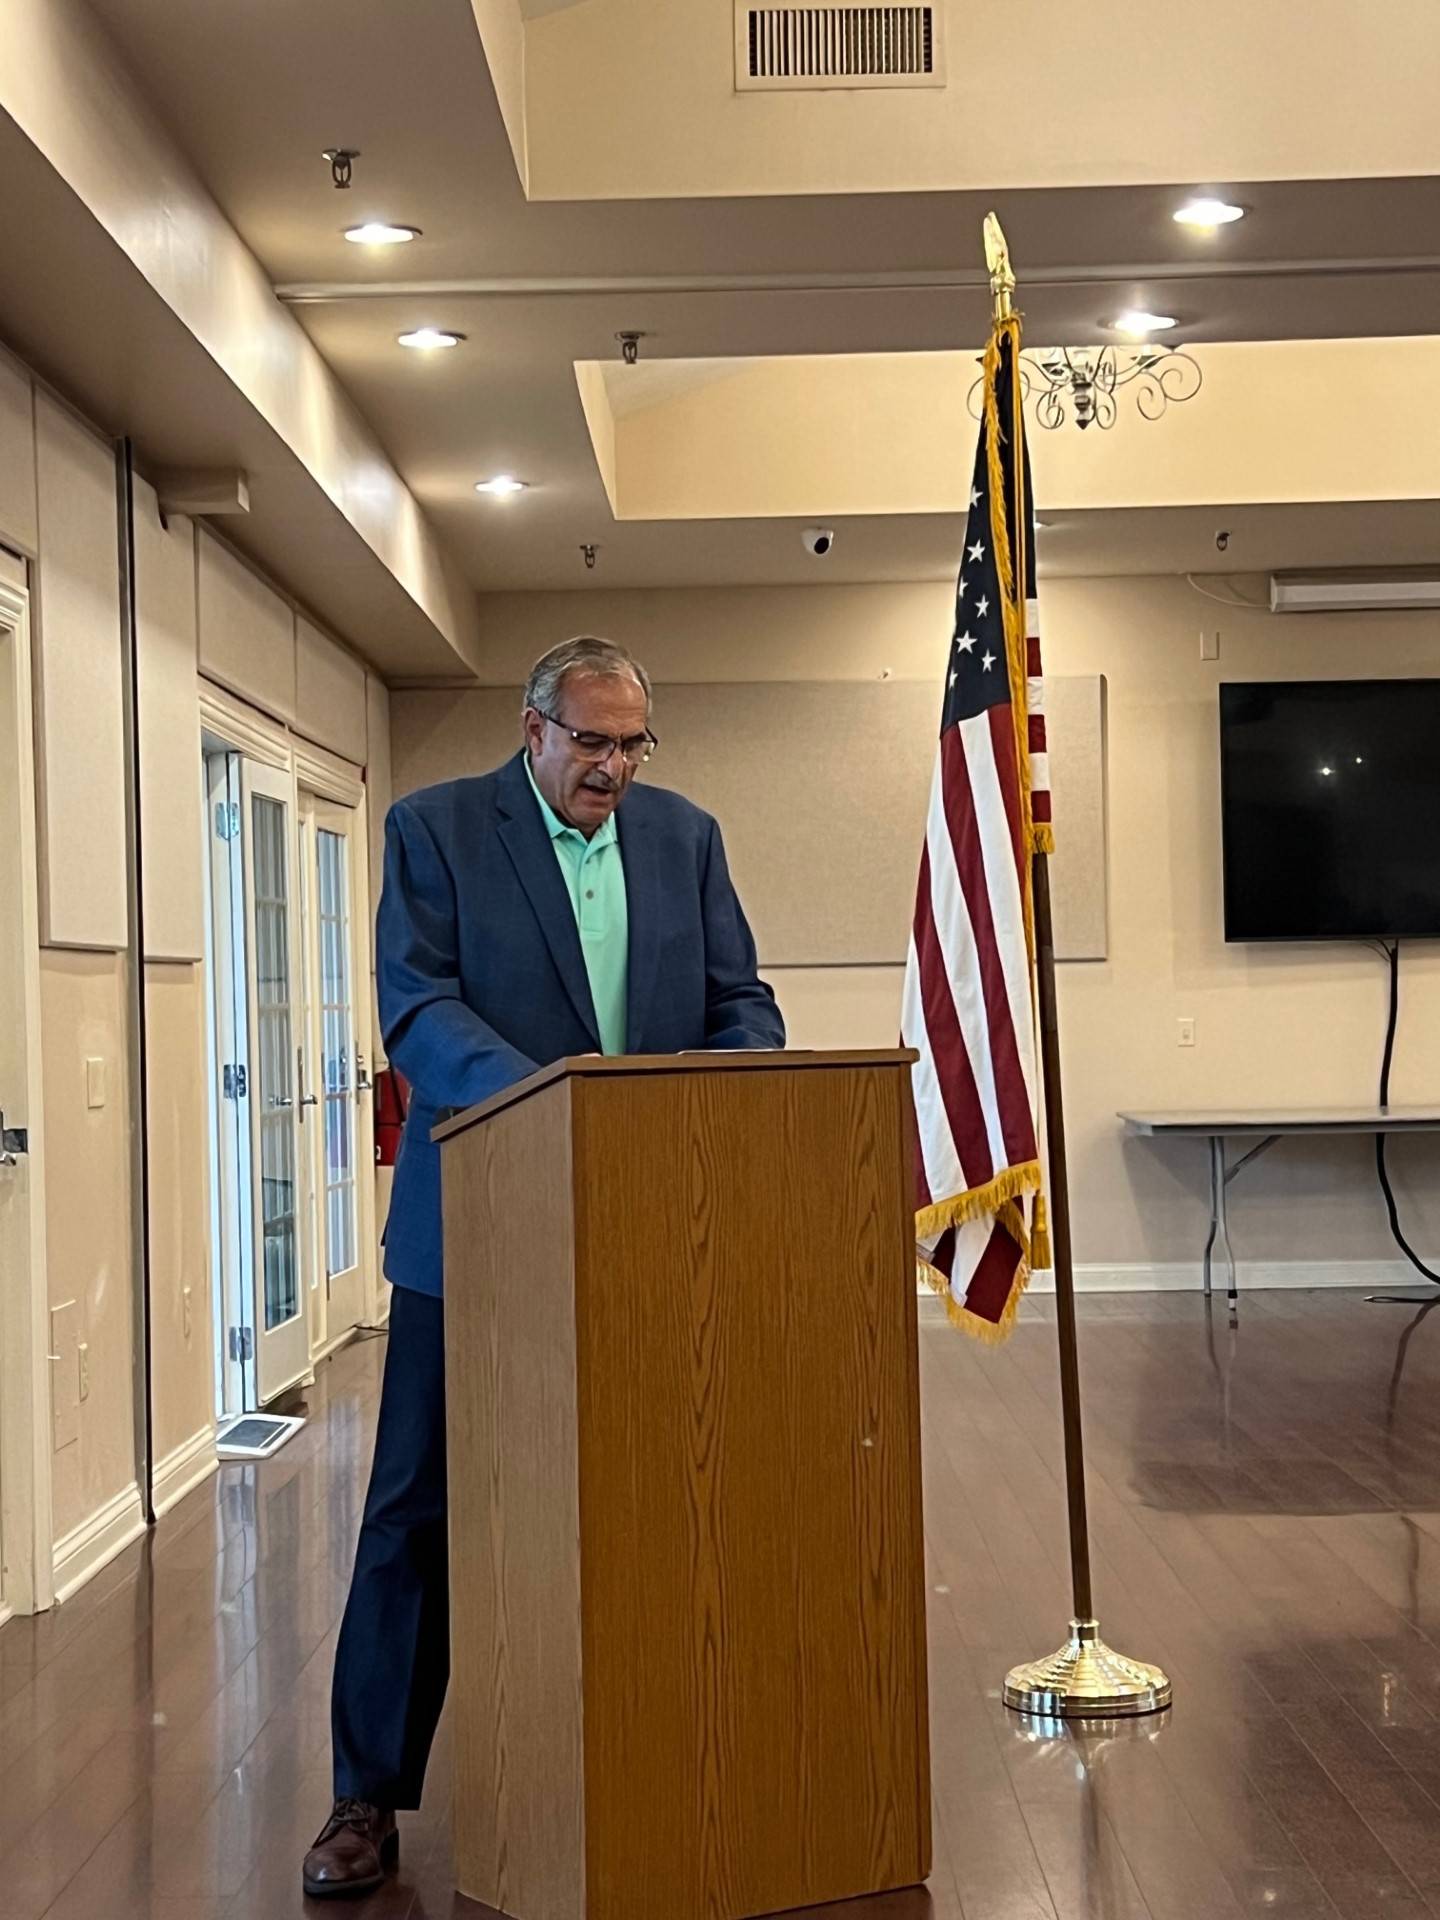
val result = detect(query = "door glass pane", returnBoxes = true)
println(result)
[253,794,298,1332]
[317,827,356,1277]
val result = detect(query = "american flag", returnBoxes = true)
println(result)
[901,318,1051,1339]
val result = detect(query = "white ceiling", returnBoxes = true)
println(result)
[70,0,1440,611]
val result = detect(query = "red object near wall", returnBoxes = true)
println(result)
[373,1067,409,1167]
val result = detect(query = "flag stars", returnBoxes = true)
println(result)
[957,631,978,653]
[970,485,983,509]
[968,539,986,564]
[982,650,997,671]
[976,595,990,618]
[956,575,967,600]
[949,669,958,688]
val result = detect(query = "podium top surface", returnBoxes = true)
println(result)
[432,1048,917,1144]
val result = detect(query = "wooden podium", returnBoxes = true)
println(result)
[435,1050,930,1920]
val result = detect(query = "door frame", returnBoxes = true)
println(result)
[199,686,299,1415]
[0,575,53,1617]
[294,742,379,1335]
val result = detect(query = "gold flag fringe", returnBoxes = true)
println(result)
[917,1196,1036,1345]
[914,1158,1041,1246]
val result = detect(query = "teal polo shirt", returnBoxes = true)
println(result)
[525,760,629,1055]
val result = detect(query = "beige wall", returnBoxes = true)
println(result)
[401,575,1440,1275]
[145,962,214,1466]
[32,393,128,949]
[0,335,390,1599]
[41,951,135,1544]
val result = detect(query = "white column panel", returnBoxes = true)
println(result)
[197,530,296,724]
[365,673,392,1060]
[33,394,126,950]
[0,348,37,555]
[134,488,204,961]
[296,617,367,762]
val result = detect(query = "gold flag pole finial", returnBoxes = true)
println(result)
[985,212,1173,1725]
[983,212,1015,322]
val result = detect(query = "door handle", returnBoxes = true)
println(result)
[0,1152,18,1170]
[300,1094,319,1109]
[270,1095,294,1110]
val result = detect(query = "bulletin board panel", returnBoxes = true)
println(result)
[389,675,1108,964]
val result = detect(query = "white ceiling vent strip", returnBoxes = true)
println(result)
[735,6,946,90]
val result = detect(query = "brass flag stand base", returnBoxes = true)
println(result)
[1004,1619,1172,1719]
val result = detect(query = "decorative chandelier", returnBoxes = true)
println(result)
[969,344,1203,431]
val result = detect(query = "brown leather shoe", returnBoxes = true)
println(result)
[302,1798,399,1899]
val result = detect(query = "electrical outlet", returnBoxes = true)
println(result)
[78,1340,90,1401]
[1177,1017,1197,1048]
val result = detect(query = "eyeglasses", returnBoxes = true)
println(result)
[537,710,658,766]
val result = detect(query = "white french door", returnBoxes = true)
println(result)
[205,748,310,1411]
[297,795,366,1355]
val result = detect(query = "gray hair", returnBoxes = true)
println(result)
[522,636,651,722]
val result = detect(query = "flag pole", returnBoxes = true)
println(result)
[986,215,1172,1720]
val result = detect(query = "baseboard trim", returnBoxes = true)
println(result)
[917,1257,1436,1299]
[309,1323,359,1369]
[152,1424,219,1520]
[52,1482,146,1604]
[1027,1258,1433,1294]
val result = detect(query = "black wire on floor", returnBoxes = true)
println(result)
[1373,938,1440,1284]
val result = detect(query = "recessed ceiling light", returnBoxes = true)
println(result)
[1110,309,1178,337]
[475,475,528,496]
[1174,198,1246,230]
[397,328,464,350]
[343,222,421,246]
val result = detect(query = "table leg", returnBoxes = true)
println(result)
[1215,1133,1238,1307]
[1203,1135,1220,1298]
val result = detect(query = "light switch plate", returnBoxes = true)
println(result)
[86,1057,105,1109]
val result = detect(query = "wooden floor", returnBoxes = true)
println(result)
[8,1289,1440,1918]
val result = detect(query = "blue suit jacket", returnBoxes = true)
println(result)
[377,751,786,1294]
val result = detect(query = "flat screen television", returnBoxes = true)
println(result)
[1219,679,1440,942]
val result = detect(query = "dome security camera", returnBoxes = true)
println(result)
[803,527,835,557]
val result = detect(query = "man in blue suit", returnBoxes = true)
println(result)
[304,637,784,1897]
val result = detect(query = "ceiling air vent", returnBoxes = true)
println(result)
[736,5,946,90]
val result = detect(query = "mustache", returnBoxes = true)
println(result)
[581,771,623,793]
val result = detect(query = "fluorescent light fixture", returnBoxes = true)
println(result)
[397,328,464,349]
[344,222,421,245]
[1110,310,1178,336]
[1174,198,1245,229]
[475,475,528,496]
[1271,570,1440,614]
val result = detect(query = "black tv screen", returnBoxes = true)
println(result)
[1219,679,1440,942]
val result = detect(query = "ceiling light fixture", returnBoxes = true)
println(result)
[1174,197,1246,229]
[475,475,528,496]
[1110,310,1178,337]
[970,344,1202,432]
[343,222,421,246]
[397,328,464,350]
